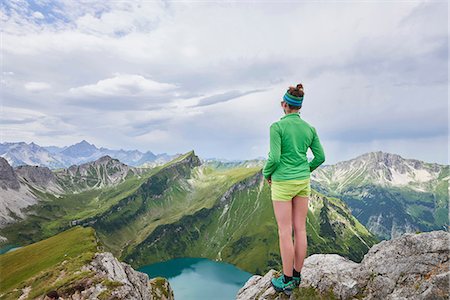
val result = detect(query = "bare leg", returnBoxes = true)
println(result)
[292,195,309,271]
[272,200,294,277]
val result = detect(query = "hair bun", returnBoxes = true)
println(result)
[286,83,304,99]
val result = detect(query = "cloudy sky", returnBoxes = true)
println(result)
[1,0,448,164]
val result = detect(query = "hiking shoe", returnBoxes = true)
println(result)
[293,273,302,286]
[271,274,296,295]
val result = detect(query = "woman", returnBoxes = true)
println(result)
[263,83,325,295]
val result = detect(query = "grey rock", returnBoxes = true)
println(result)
[237,269,280,300]
[236,230,449,300]
[79,252,174,300]
[359,230,449,300]
[299,254,363,299]
[0,157,39,227]
[0,157,20,190]
[15,164,62,193]
[149,277,175,300]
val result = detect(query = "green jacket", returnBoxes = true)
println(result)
[263,112,325,180]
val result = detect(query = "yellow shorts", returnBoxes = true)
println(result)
[271,178,311,201]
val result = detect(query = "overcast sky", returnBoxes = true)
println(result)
[1,0,448,164]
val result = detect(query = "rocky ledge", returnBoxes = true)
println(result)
[236,230,449,300]
[26,252,174,300]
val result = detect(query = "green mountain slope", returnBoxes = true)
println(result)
[124,171,378,275]
[82,151,263,258]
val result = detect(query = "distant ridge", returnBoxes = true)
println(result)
[311,150,449,240]
[0,141,181,169]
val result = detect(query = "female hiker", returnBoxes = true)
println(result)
[263,83,325,295]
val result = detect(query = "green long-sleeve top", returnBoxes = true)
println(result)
[263,112,325,180]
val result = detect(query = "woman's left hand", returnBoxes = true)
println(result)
[267,177,272,186]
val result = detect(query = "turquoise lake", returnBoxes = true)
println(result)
[0,244,20,255]
[138,257,252,300]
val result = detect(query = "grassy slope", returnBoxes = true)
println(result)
[104,163,263,258]
[82,151,206,255]
[0,226,99,299]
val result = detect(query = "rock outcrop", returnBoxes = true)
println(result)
[40,252,174,300]
[236,230,449,300]
[0,158,39,228]
[0,157,20,190]
[15,164,62,193]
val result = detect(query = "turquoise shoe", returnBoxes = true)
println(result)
[271,274,296,295]
[293,273,302,286]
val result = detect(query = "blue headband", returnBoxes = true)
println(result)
[283,92,303,106]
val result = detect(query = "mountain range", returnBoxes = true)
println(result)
[0,145,449,244]
[0,140,268,170]
[0,140,181,169]
[0,150,380,276]
[0,147,448,277]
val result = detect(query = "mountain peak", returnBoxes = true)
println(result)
[62,140,98,158]
[356,150,401,160]
[75,155,123,167]
[179,150,199,163]
[354,151,438,166]
[312,150,446,194]
[95,155,116,164]
[58,155,140,192]
[164,150,201,170]
[78,139,94,146]
[340,151,419,169]
[28,141,41,150]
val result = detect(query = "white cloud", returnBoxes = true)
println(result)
[0,106,78,145]
[68,73,177,97]
[24,81,51,92]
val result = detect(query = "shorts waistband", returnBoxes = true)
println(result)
[272,178,310,183]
